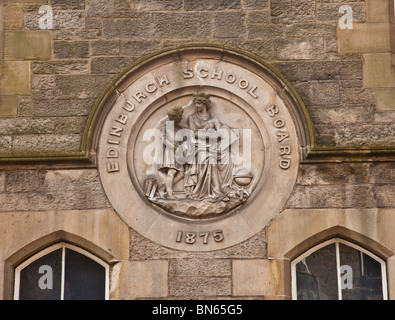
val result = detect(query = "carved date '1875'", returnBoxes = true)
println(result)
[176,230,224,245]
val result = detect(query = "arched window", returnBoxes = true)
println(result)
[291,238,388,300]
[14,243,109,300]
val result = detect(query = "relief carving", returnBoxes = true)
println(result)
[144,92,254,219]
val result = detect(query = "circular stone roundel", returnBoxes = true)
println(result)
[96,47,302,251]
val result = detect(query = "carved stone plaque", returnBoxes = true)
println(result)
[97,47,302,251]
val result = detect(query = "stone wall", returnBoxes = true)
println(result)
[1,0,394,158]
[1,0,395,300]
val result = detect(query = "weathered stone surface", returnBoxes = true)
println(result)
[132,0,182,11]
[248,23,283,39]
[87,0,115,17]
[55,75,111,99]
[32,75,55,91]
[91,40,121,56]
[12,134,82,154]
[340,87,375,105]
[103,18,152,38]
[3,0,47,2]
[307,105,373,125]
[25,11,85,30]
[3,4,24,30]
[33,99,94,117]
[121,40,160,56]
[32,61,89,75]
[169,259,231,277]
[275,60,363,81]
[271,0,315,23]
[297,163,370,186]
[274,38,323,60]
[54,41,89,59]
[169,276,231,297]
[90,57,135,74]
[0,118,55,135]
[294,81,340,105]
[317,2,365,22]
[116,0,131,11]
[285,23,336,38]
[334,123,395,147]
[286,185,346,209]
[213,12,246,38]
[154,12,211,39]
[50,0,85,10]
[185,0,240,11]
[53,29,102,40]
[247,10,270,24]
[243,0,268,10]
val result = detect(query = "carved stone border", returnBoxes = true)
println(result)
[95,46,306,251]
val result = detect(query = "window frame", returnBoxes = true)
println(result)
[13,242,109,300]
[291,238,388,300]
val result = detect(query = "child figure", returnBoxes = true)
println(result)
[158,106,186,200]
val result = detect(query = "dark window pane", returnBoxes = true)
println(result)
[339,243,383,300]
[64,248,106,300]
[19,249,62,300]
[296,243,338,300]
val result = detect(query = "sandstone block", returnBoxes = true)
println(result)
[87,0,115,18]
[376,88,395,110]
[103,18,152,39]
[0,61,31,95]
[248,23,283,39]
[169,276,231,297]
[3,4,23,30]
[0,96,18,118]
[90,57,135,74]
[169,259,231,277]
[4,31,51,60]
[233,259,276,296]
[54,41,89,59]
[131,0,181,11]
[91,40,121,56]
[274,38,323,60]
[33,61,89,75]
[116,260,168,299]
[25,11,85,30]
[153,13,211,39]
[363,53,395,88]
[213,12,246,38]
[275,60,362,82]
[271,0,315,23]
[12,134,82,154]
[185,0,240,11]
[55,75,111,99]
[294,81,340,106]
[338,23,391,53]
[243,0,268,10]
[366,0,389,23]
[317,3,365,22]
[121,40,160,56]
[50,0,85,10]
[285,23,336,38]
[247,10,270,24]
